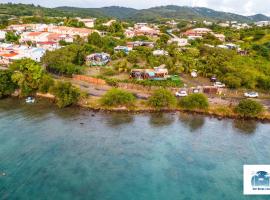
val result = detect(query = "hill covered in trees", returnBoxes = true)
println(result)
[0,3,269,23]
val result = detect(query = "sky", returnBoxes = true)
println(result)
[1,0,270,16]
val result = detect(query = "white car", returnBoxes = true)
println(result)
[193,89,200,93]
[244,92,259,98]
[214,82,226,88]
[175,90,188,97]
[191,71,198,78]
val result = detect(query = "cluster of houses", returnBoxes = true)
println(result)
[8,24,95,49]
[0,43,46,65]
[0,23,98,66]
[125,23,160,38]
[182,28,225,41]
[255,21,270,27]
[130,65,169,80]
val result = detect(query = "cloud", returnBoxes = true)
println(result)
[1,0,270,15]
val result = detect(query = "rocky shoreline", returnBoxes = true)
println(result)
[78,102,270,123]
[6,95,270,123]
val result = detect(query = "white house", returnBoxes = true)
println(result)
[255,21,270,27]
[102,20,116,27]
[203,21,213,26]
[218,23,230,28]
[0,31,6,41]
[134,23,148,29]
[77,18,96,28]
[168,38,189,47]
[213,33,226,42]
[153,50,169,56]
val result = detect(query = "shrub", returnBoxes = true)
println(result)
[0,70,17,98]
[38,74,55,93]
[223,75,242,89]
[101,88,135,107]
[179,94,209,110]
[148,89,177,108]
[125,79,183,87]
[10,58,44,96]
[106,78,119,87]
[51,81,81,108]
[235,99,263,117]
[101,68,117,76]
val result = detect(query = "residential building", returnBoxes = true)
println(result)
[255,21,270,27]
[102,20,116,27]
[168,38,189,47]
[182,28,212,37]
[114,46,131,54]
[153,50,169,56]
[76,18,96,28]
[0,31,6,41]
[203,21,213,26]
[213,33,226,42]
[218,23,230,28]
[0,43,46,64]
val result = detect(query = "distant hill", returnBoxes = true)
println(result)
[248,14,270,22]
[0,3,269,23]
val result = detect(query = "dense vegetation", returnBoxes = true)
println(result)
[5,31,20,43]
[0,70,17,98]
[101,88,135,107]
[51,81,81,108]
[10,59,46,96]
[148,89,177,109]
[235,99,263,117]
[0,59,80,108]
[41,44,86,76]
[179,94,209,110]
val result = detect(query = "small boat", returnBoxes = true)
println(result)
[25,97,35,103]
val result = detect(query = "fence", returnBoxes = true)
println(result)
[73,75,106,85]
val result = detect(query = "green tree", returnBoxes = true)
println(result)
[38,74,54,93]
[88,32,103,48]
[127,51,139,64]
[101,88,135,107]
[148,89,176,109]
[10,59,44,96]
[156,34,170,48]
[108,21,123,33]
[51,81,81,108]
[179,94,209,110]
[222,75,242,89]
[257,76,270,90]
[0,70,17,98]
[5,31,20,43]
[235,99,263,117]
[64,18,85,28]
[41,44,85,76]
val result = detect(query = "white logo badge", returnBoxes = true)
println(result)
[244,165,270,195]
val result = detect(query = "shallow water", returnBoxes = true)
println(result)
[0,98,270,200]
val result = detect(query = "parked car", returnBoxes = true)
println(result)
[191,70,198,78]
[244,92,259,98]
[175,90,188,97]
[193,88,200,93]
[214,82,226,88]
[210,76,217,82]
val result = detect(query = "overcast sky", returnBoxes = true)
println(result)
[1,0,270,16]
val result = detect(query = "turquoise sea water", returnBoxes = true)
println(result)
[0,98,270,200]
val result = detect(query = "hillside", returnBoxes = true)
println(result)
[55,5,270,22]
[0,3,269,23]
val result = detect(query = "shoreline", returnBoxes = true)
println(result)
[78,102,270,123]
[4,95,270,123]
